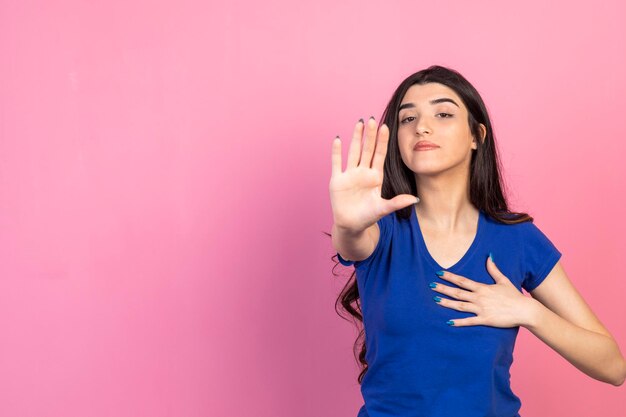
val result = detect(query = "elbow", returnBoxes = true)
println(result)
[610,359,626,387]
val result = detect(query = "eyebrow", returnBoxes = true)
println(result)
[398,97,460,111]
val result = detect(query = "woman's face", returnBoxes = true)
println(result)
[397,82,485,178]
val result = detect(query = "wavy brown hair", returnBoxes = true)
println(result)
[325,65,535,384]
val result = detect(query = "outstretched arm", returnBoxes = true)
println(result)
[525,261,626,386]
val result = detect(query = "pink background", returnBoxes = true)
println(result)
[1,0,625,416]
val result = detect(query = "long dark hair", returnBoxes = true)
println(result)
[326,65,534,385]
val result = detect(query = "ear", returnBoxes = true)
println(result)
[472,124,487,150]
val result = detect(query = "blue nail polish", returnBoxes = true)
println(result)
[489,252,494,263]
[435,271,444,276]
[429,282,437,288]
[433,296,442,303]
[446,320,455,326]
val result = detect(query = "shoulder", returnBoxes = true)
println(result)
[515,218,556,245]
[481,212,529,242]
[487,215,560,262]
[483,213,544,238]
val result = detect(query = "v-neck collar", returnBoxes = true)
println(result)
[411,206,485,272]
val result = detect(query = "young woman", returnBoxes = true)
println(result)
[329,65,625,417]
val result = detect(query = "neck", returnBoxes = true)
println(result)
[414,169,478,233]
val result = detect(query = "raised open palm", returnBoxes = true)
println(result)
[330,117,419,233]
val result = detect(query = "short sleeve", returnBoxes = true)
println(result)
[521,221,562,292]
[336,213,394,268]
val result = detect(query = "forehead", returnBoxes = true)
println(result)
[400,82,465,109]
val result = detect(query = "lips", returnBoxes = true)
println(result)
[414,141,440,150]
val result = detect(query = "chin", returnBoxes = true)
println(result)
[415,170,444,178]
[405,158,440,170]
[407,166,443,177]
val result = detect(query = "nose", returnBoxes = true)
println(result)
[416,117,431,135]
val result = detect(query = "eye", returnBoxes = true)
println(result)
[400,116,415,124]
[437,113,453,118]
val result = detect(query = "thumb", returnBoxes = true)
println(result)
[486,252,508,284]
[387,194,420,212]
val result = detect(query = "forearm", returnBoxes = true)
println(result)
[331,222,371,261]
[524,298,626,386]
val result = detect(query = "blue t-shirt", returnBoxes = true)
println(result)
[337,206,562,417]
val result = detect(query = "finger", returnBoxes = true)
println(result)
[486,252,509,285]
[433,296,479,314]
[371,123,389,173]
[431,282,476,303]
[346,119,364,169]
[437,270,483,292]
[359,116,378,168]
[446,316,482,327]
[331,137,342,177]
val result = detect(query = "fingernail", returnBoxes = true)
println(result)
[435,271,444,276]
[446,320,455,326]
[358,118,364,124]
[489,252,494,263]
[369,115,375,120]
[433,296,442,303]
[429,282,437,288]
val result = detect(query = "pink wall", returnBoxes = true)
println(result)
[1,0,624,416]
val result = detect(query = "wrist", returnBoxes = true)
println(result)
[332,221,367,238]
[521,296,544,330]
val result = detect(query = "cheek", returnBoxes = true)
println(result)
[397,127,413,146]
[396,132,412,159]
